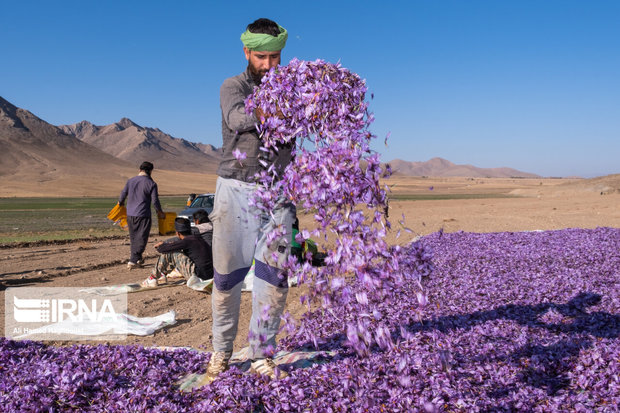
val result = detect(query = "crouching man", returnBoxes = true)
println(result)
[141,217,214,288]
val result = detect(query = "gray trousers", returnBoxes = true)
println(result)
[210,177,296,358]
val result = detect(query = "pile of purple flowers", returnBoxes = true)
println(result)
[2,228,618,411]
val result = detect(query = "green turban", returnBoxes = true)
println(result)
[240,24,288,51]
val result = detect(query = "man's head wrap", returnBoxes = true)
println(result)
[241,24,288,51]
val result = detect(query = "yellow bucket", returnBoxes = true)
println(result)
[158,212,177,235]
[107,204,128,229]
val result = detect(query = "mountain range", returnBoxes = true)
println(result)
[57,114,539,178]
[0,97,220,197]
[59,118,221,174]
[389,158,539,178]
[0,96,136,195]
[1,96,542,197]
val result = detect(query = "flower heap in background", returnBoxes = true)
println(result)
[245,58,432,356]
[2,228,618,411]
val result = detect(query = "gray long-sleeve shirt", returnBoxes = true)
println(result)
[216,68,293,182]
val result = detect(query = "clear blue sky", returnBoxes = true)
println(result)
[3,0,619,177]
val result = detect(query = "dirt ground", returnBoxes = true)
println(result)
[1,176,619,352]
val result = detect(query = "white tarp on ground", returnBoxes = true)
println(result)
[177,346,338,392]
[80,279,213,296]
[186,275,213,292]
[80,281,185,296]
[78,265,292,297]
[14,310,176,339]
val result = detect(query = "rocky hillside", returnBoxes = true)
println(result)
[60,119,221,174]
[0,96,137,194]
[389,157,540,178]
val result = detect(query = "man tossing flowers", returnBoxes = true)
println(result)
[197,18,294,386]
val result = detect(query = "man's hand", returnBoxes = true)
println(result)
[255,106,285,122]
[157,210,166,220]
[154,241,163,249]
[254,106,264,121]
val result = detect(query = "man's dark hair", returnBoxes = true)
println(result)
[193,209,211,224]
[139,161,154,174]
[247,18,280,36]
[174,217,192,236]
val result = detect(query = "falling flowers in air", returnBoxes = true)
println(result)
[232,148,247,166]
[245,58,430,356]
